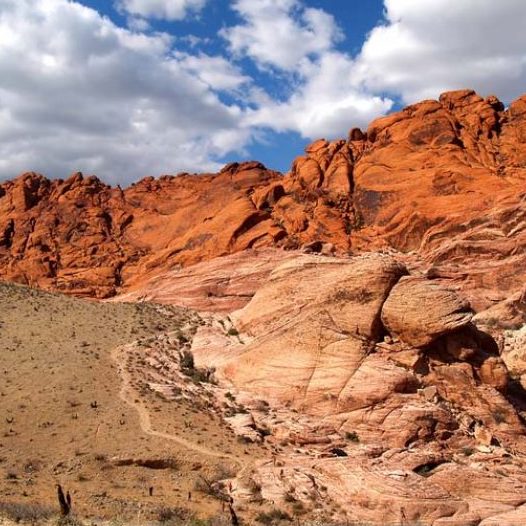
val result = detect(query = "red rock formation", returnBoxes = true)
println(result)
[0,89,525,304]
[185,252,526,525]
[0,163,283,297]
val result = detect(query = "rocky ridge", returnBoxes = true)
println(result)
[0,89,525,311]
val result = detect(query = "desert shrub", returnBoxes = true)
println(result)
[291,501,306,515]
[194,465,236,500]
[331,288,374,304]
[184,517,230,526]
[0,501,54,523]
[256,508,292,524]
[227,327,239,336]
[57,517,84,526]
[283,489,297,502]
[247,478,264,503]
[180,350,215,384]
[177,333,190,345]
[493,409,507,424]
[345,431,360,442]
[181,350,195,370]
[194,476,226,500]
[413,461,443,477]
[156,505,194,523]
[253,399,270,412]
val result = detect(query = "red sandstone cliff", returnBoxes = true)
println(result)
[0,89,525,303]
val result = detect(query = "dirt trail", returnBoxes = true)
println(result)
[111,342,244,468]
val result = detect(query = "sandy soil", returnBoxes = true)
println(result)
[0,282,263,525]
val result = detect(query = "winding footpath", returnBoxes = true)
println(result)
[111,342,245,469]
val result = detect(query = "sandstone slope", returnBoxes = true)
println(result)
[187,253,526,526]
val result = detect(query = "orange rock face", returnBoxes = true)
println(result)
[1,89,525,304]
[0,163,283,297]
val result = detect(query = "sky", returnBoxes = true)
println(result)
[0,0,525,185]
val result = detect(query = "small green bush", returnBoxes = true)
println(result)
[256,508,292,524]
[345,431,360,442]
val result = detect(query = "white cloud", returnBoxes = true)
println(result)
[0,0,250,183]
[246,52,392,138]
[116,0,207,21]
[222,0,391,139]
[240,0,526,139]
[175,51,250,91]
[356,0,526,103]
[221,0,342,70]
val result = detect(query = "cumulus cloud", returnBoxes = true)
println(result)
[245,52,392,138]
[221,0,342,70]
[222,0,390,139]
[116,0,207,21]
[356,0,526,103]
[175,52,250,91]
[236,0,526,139]
[0,0,249,183]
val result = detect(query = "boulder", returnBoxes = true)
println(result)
[203,253,406,414]
[479,356,509,390]
[381,276,473,347]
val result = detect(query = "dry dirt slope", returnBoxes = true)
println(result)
[0,283,263,525]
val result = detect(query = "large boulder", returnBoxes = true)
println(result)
[381,276,473,347]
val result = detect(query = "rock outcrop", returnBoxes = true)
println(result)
[183,252,526,525]
[223,253,406,413]
[381,276,473,347]
[113,248,298,313]
[196,254,522,439]
[1,89,525,307]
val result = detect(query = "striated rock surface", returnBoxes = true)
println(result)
[183,252,526,525]
[0,89,525,307]
[113,248,298,313]
[223,253,406,414]
[193,255,523,440]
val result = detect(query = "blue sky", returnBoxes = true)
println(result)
[78,0,386,172]
[84,1,386,56]
[0,0,525,184]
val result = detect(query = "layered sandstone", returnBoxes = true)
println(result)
[381,276,473,347]
[181,253,526,525]
[113,248,298,313]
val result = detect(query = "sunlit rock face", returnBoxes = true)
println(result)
[1,90,525,309]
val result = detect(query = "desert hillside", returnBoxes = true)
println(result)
[0,283,266,525]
